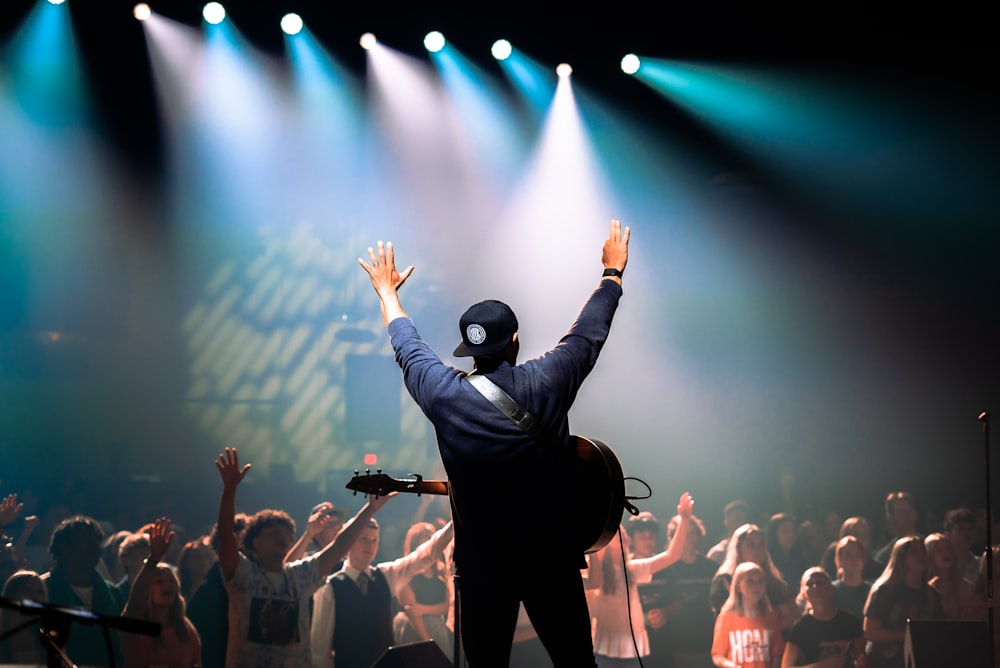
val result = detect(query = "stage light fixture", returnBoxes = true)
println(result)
[359,32,377,49]
[133,3,151,20]
[203,2,225,25]
[423,31,446,53]
[491,39,512,61]
[280,13,303,35]
[556,63,572,78]
[621,54,640,75]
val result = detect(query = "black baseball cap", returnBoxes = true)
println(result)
[453,300,518,357]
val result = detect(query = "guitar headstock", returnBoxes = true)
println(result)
[346,470,397,497]
[345,471,449,497]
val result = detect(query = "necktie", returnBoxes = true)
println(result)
[357,572,369,596]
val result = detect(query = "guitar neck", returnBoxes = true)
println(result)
[394,479,449,496]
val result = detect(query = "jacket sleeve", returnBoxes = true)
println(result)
[310,580,335,668]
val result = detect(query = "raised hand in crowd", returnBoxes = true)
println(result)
[285,502,339,565]
[122,517,175,617]
[0,494,24,529]
[215,447,252,581]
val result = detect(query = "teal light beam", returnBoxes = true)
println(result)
[497,46,557,122]
[3,0,89,127]
[430,44,528,192]
[633,58,995,224]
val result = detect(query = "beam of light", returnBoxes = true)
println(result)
[429,42,529,203]
[2,0,90,128]
[202,2,225,25]
[423,31,445,53]
[481,75,619,333]
[280,13,302,36]
[496,46,556,120]
[364,43,469,234]
[621,53,640,75]
[138,13,205,132]
[635,60,825,150]
[285,26,366,213]
[517,88,790,476]
[0,0,136,402]
[176,14,291,225]
[632,58,997,224]
[0,0,114,222]
[364,41,543,341]
[491,39,512,61]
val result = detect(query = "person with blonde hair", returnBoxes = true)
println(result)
[711,562,784,668]
[782,567,865,668]
[820,517,883,582]
[0,569,48,664]
[710,524,798,629]
[120,518,201,668]
[585,492,693,668]
[862,536,942,668]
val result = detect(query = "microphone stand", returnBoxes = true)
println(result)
[452,573,463,668]
[981,410,994,668]
[0,596,161,668]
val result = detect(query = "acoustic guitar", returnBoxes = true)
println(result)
[346,435,625,553]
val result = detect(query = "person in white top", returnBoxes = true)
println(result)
[585,493,694,668]
[310,514,453,668]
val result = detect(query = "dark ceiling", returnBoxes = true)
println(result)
[2,1,997,177]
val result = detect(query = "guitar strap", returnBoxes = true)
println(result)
[465,373,541,437]
[465,372,641,542]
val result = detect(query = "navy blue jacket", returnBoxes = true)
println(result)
[389,280,622,577]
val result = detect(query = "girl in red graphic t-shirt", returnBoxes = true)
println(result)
[712,562,784,668]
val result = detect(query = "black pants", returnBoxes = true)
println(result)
[457,562,597,668]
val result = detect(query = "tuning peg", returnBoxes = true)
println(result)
[377,468,383,474]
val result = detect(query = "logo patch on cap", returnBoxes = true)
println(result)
[466,324,487,345]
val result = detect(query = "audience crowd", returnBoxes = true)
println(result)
[0,459,996,667]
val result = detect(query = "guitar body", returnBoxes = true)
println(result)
[575,435,626,554]
[346,435,626,555]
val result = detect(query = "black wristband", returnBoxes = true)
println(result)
[602,268,623,279]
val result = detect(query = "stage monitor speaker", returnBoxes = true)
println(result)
[904,619,988,668]
[370,640,451,668]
